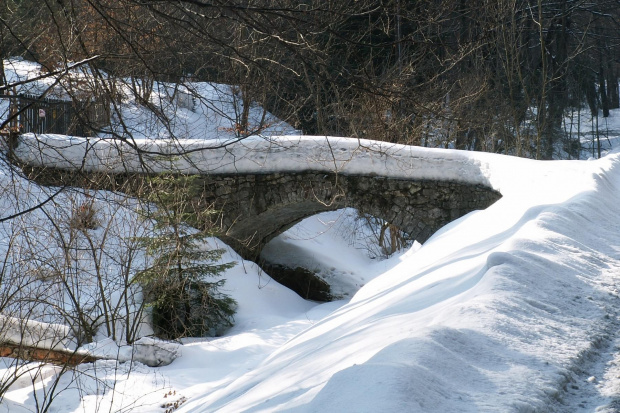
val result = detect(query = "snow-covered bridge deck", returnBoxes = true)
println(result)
[13,134,501,263]
[13,134,496,184]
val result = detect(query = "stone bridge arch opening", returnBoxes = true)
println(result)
[192,171,501,300]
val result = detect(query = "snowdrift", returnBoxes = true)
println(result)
[171,150,620,412]
[4,134,620,411]
[4,57,620,410]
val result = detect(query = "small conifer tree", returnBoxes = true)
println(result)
[136,174,236,339]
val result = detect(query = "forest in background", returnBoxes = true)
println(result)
[1,0,620,159]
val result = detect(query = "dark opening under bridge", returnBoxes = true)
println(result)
[14,135,502,297]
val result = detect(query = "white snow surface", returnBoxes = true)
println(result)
[0,316,75,351]
[4,134,620,411]
[13,133,494,186]
[260,208,421,298]
[167,147,620,412]
[1,58,297,141]
[6,135,620,412]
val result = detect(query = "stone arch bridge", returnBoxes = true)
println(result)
[14,135,502,280]
[193,171,500,262]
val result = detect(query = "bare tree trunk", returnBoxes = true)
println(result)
[0,56,6,88]
[600,67,610,118]
[607,67,619,110]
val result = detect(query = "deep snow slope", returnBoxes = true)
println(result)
[1,58,296,142]
[5,139,620,412]
[172,151,620,412]
[3,137,620,412]
[2,139,620,412]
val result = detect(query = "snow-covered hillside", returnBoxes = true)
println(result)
[164,146,620,412]
[1,58,297,142]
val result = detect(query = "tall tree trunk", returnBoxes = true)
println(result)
[599,67,610,118]
[0,55,5,88]
[607,68,619,110]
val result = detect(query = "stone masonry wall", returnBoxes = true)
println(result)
[21,165,501,261]
[193,172,501,260]
[22,166,502,300]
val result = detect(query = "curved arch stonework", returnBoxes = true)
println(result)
[21,165,501,300]
[21,164,501,263]
[16,135,503,299]
[192,172,501,261]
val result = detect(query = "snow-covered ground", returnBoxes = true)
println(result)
[166,144,620,412]
[2,134,620,412]
[3,58,620,411]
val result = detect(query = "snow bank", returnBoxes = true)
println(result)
[167,150,620,412]
[0,316,75,351]
[8,129,620,412]
[14,134,494,187]
[5,56,620,411]
[80,337,179,367]
[1,58,298,143]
